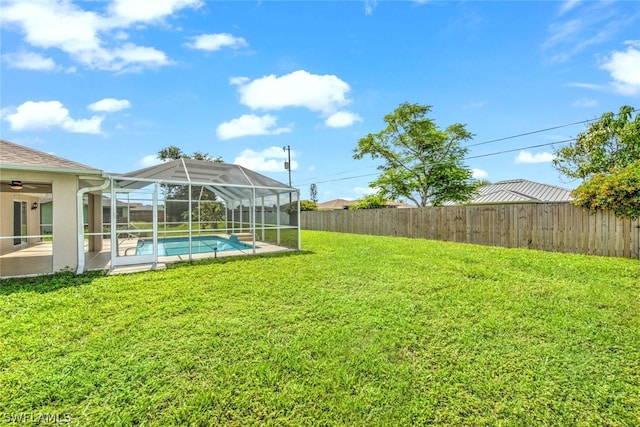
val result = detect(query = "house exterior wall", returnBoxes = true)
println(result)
[51,174,79,271]
[0,169,80,271]
[0,192,41,252]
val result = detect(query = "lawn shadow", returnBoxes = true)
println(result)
[0,270,106,296]
[0,251,315,295]
[166,249,316,269]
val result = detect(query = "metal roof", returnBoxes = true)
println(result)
[442,179,573,205]
[111,158,295,201]
[472,179,573,204]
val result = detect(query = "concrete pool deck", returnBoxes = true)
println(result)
[0,237,294,278]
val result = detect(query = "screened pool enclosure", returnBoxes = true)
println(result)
[105,158,300,268]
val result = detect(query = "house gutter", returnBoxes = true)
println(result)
[76,176,111,274]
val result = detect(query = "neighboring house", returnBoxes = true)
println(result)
[383,201,415,209]
[129,203,165,223]
[446,179,573,205]
[102,196,130,224]
[39,196,131,234]
[317,198,415,210]
[317,199,355,210]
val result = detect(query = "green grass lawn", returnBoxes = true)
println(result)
[1,231,638,426]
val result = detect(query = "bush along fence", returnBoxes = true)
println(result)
[301,203,640,259]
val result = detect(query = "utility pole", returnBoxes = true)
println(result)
[283,145,292,187]
[283,145,293,225]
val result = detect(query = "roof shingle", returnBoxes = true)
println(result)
[0,139,99,172]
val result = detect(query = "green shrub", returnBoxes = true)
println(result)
[572,161,640,219]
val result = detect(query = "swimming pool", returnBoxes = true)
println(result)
[135,235,254,257]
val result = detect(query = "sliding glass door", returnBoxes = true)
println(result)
[13,201,27,245]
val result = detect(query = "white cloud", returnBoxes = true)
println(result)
[232,70,352,115]
[325,111,362,128]
[464,101,485,109]
[0,0,196,72]
[2,1,104,52]
[108,0,202,25]
[566,82,606,91]
[234,146,298,172]
[229,76,249,86]
[2,51,56,71]
[601,41,640,96]
[572,98,597,107]
[559,0,583,15]
[186,33,248,51]
[216,114,291,140]
[101,43,170,71]
[364,0,377,15]
[138,154,162,168]
[541,2,633,64]
[515,151,556,164]
[88,98,131,112]
[3,101,103,134]
[472,168,489,179]
[354,186,377,196]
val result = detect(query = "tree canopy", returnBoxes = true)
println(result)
[300,200,318,211]
[553,106,640,220]
[309,184,318,204]
[349,194,389,210]
[353,102,479,207]
[553,105,640,180]
[157,146,224,224]
[158,145,222,163]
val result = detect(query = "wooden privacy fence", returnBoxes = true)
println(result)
[301,203,640,259]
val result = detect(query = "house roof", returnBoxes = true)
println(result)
[384,201,415,209]
[0,139,101,174]
[469,179,573,204]
[317,198,355,209]
[111,158,295,202]
[317,198,415,209]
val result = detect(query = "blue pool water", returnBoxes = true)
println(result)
[136,235,253,256]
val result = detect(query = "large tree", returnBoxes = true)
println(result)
[553,105,640,180]
[353,102,479,207]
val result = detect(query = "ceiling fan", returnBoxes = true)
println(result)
[8,180,43,191]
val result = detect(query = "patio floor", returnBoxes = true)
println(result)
[0,238,293,278]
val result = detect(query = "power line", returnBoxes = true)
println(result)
[297,172,380,186]
[465,107,638,148]
[466,121,586,148]
[295,119,587,186]
[466,138,575,160]
[291,165,378,184]
[292,108,638,187]
[293,138,574,186]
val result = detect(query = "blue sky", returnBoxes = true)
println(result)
[1,0,639,203]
